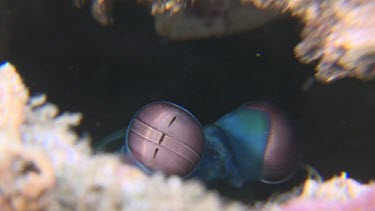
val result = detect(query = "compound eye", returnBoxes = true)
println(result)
[245,103,299,184]
[126,101,205,177]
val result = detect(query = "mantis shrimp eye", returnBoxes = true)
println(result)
[245,103,299,183]
[214,102,299,184]
[126,101,205,177]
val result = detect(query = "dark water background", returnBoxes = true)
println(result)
[2,0,375,197]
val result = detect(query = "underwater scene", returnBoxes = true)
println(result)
[0,0,375,210]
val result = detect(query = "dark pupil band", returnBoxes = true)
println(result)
[130,118,201,166]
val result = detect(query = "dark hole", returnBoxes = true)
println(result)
[20,160,41,175]
[90,185,104,192]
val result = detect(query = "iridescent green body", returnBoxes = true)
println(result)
[191,104,271,187]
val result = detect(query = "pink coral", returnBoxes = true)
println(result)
[281,185,375,210]
[268,173,375,210]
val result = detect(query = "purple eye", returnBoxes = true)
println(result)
[245,103,299,183]
[126,101,205,177]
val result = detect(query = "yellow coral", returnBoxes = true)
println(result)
[0,63,55,211]
[0,62,28,140]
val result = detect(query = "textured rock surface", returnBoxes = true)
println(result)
[246,0,375,83]
[77,0,375,82]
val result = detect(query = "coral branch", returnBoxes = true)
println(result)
[247,0,375,83]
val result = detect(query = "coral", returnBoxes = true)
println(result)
[0,62,28,138]
[76,0,277,39]
[151,0,277,39]
[73,0,114,26]
[74,0,375,82]
[246,0,375,83]
[276,173,375,210]
[252,172,375,210]
[0,145,55,211]
[0,63,54,211]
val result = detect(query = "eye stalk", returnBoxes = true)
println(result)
[125,101,205,177]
